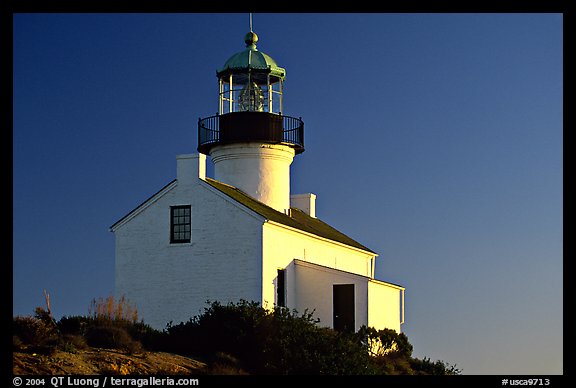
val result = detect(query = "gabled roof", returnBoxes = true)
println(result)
[204,178,376,254]
[110,176,376,254]
[109,179,177,231]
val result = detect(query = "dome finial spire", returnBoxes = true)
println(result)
[244,13,258,48]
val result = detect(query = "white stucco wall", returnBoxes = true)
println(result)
[368,280,405,333]
[113,154,404,332]
[210,143,295,213]
[292,260,369,331]
[113,175,264,329]
[261,222,376,311]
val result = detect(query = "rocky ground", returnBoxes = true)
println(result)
[13,348,207,375]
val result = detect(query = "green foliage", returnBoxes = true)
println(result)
[58,334,88,353]
[57,315,91,336]
[166,300,375,374]
[354,325,413,357]
[163,300,460,375]
[14,295,160,357]
[410,357,462,375]
[14,298,461,375]
[13,335,23,350]
[57,313,164,352]
[203,352,249,375]
[13,307,60,354]
[84,325,143,354]
[13,315,52,346]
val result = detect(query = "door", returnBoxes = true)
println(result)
[333,284,355,333]
[277,269,286,307]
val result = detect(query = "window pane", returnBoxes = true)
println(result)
[171,205,191,243]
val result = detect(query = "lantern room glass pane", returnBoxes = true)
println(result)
[218,73,283,115]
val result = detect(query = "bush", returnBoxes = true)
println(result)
[58,334,88,353]
[13,314,58,349]
[203,352,248,375]
[14,298,461,375]
[84,325,142,354]
[354,326,413,357]
[13,335,23,351]
[57,315,91,336]
[162,300,461,375]
[123,321,165,351]
[164,300,377,375]
[410,357,462,375]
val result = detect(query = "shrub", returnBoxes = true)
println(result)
[123,321,165,351]
[57,315,91,336]
[257,307,376,374]
[410,357,462,375]
[162,300,461,375]
[164,300,377,375]
[203,352,248,375]
[81,295,162,352]
[13,335,23,351]
[354,326,413,358]
[13,314,58,348]
[58,334,88,353]
[84,325,142,354]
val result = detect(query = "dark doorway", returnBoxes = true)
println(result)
[277,269,286,307]
[333,284,355,333]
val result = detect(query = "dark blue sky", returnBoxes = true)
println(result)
[13,13,563,374]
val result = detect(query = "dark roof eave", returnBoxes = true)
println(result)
[204,178,376,254]
[110,177,376,255]
[216,66,286,79]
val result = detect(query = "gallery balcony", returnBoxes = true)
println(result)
[198,112,304,155]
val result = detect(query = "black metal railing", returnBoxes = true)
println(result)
[198,115,220,150]
[198,112,304,155]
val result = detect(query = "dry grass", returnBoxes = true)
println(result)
[88,295,138,323]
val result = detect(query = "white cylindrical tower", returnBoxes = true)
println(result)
[211,143,295,212]
[198,31,304,213]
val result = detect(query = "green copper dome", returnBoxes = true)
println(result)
[217,31,286,80]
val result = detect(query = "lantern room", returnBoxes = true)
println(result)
[198,31,304,156]
[217,31,285,115]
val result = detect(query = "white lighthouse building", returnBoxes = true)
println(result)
[111,30,405,333]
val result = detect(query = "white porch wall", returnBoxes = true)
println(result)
[292,260,369,331]
[368,280,404,333]
[261,222,375,311]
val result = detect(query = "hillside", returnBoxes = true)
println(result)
[13,348,207,375]
[13,300,460,375]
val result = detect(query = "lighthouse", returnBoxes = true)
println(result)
[198,31,304,213]
[111,27,405,333]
